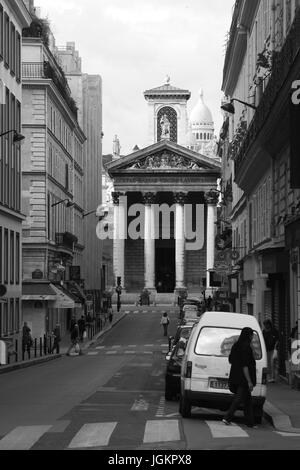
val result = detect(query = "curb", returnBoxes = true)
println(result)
[86,312,128,349]
[0,354,62,375]
[264,400,300,434]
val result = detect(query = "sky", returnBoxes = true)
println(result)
[36,0,234,155]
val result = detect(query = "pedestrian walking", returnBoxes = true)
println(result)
[22,322,33,359]
[78,315,86,342]
[51,324,61,354]
[223,327,257,428]
[160,312,170,337]
[263,319,279,383]
[108,306,113,324]
[66,323,83,356]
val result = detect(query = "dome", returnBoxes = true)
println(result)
[190,89,214,125]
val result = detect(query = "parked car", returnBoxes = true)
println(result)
[181,305,200,325]
[183,297,203,314]
[165,341,187,401]
[169,324,194,351]
[179,311,268,423]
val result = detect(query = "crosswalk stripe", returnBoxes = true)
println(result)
[0,425,52,450]
[68,423,117,449]
[143,420,180,443]
[124,351,136,355]
[206,421,249,439]
[96,346,105,350]
[276,431,300,437]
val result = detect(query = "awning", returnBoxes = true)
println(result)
[49,284,82,309]
[22,282,57,301]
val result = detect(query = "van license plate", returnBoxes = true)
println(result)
[210,379,229,390]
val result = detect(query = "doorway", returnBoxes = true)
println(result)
[155,241,175,293]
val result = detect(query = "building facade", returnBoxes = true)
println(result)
[219,0,300,381]
[0,1,31,354]
[56,42,103,317]
[21,17,86,338]
[106,81,221,305]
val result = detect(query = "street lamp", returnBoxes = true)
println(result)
[0,129,25,144]
[51,199,75,208]
[221,98,257,114]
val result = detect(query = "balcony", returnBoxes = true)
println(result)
[55,232,78,252]
[234,7,300,180]
[22,61,78,118]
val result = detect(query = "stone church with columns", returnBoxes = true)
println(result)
[105,79,221,302]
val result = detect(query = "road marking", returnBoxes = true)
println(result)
[131,398,149,411]
[156,397,165,417]
[96,346,105,350]
[143,420,180,443]
[134,311,139,314]
[125,311,130,314]
[165,413,180,418]
[0,426,52,450]
[68,422,117,449]
[106,351,117,355]
[124,351,136,355]
[206,421,249,439]
[87,352,98,356]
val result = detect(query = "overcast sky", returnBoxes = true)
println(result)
[37,0,234,155]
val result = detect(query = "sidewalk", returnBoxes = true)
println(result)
[0,308,128,375]
[264,380,300,433]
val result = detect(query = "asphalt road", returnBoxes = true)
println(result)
[0,308,300,451]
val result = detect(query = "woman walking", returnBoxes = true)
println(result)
[223,327,257,428]
[160,312,170,337]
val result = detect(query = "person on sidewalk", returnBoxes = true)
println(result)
[22,322,33,359]
[223,327,257,428]
[263,319,279,383]
[108,306,113,324]
[160,312,170,337]
[51,324,61,354]
[78,315,86,342]
[66,323,83,356]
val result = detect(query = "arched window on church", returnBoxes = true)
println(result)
[196,133,199,140]
[157,107,178,143]
[200,133,203,140]
[204,133,206,140]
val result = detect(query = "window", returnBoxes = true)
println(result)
[15,299,20,332]
[4,12,9,67]
[9,299,14,333]
[3,302,8,336]
[10,231,14,284]
[195,327,262,360]
[16,233,20,284]
[0,4,3,60]
[16,32,21,82]
[10,22,15,75]
[65,164,69,190]
[4,228,8,284]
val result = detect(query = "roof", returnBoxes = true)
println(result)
[144,83,191,100]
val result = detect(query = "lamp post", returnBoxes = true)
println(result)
[221,99,257,114]
[0,129,25,144]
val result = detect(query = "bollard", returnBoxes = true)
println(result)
[40,338,43,357]
[43,335,47,355]
[15,339,19,363]
[34,338,37,358]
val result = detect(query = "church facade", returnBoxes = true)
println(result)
[105,80,221,301]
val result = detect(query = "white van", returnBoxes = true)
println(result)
[180,312,268,423]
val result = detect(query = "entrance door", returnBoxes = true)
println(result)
[156,241,175,293]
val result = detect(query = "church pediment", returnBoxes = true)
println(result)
[106,141,221,175]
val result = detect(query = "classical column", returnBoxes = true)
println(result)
[205,190,219,293]
[143,192,156,290]
[174,192,188,291]
[112,192,126,288]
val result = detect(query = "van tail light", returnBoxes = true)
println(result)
[262,367,268,385]
[185,361,193,378]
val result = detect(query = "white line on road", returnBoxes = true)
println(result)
[276,432,300,437]
[206,421,249,439]
[96,346,105,350]
[131,399,149,411]
[0,426,52,450]
[68,422,117,449]
[143,420,180,443]
[87,352,99,356]
[124,351,136,355]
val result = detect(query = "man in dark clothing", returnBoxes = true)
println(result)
[263,320,279,383]
[223,328,257,428]
[66,323,82,356]
[51,324,61,354]
[78,315,86,342]
[22,322,32,359]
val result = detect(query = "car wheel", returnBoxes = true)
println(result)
[179,394,191,418]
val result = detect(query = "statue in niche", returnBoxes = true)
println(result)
[160,114,171,140]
